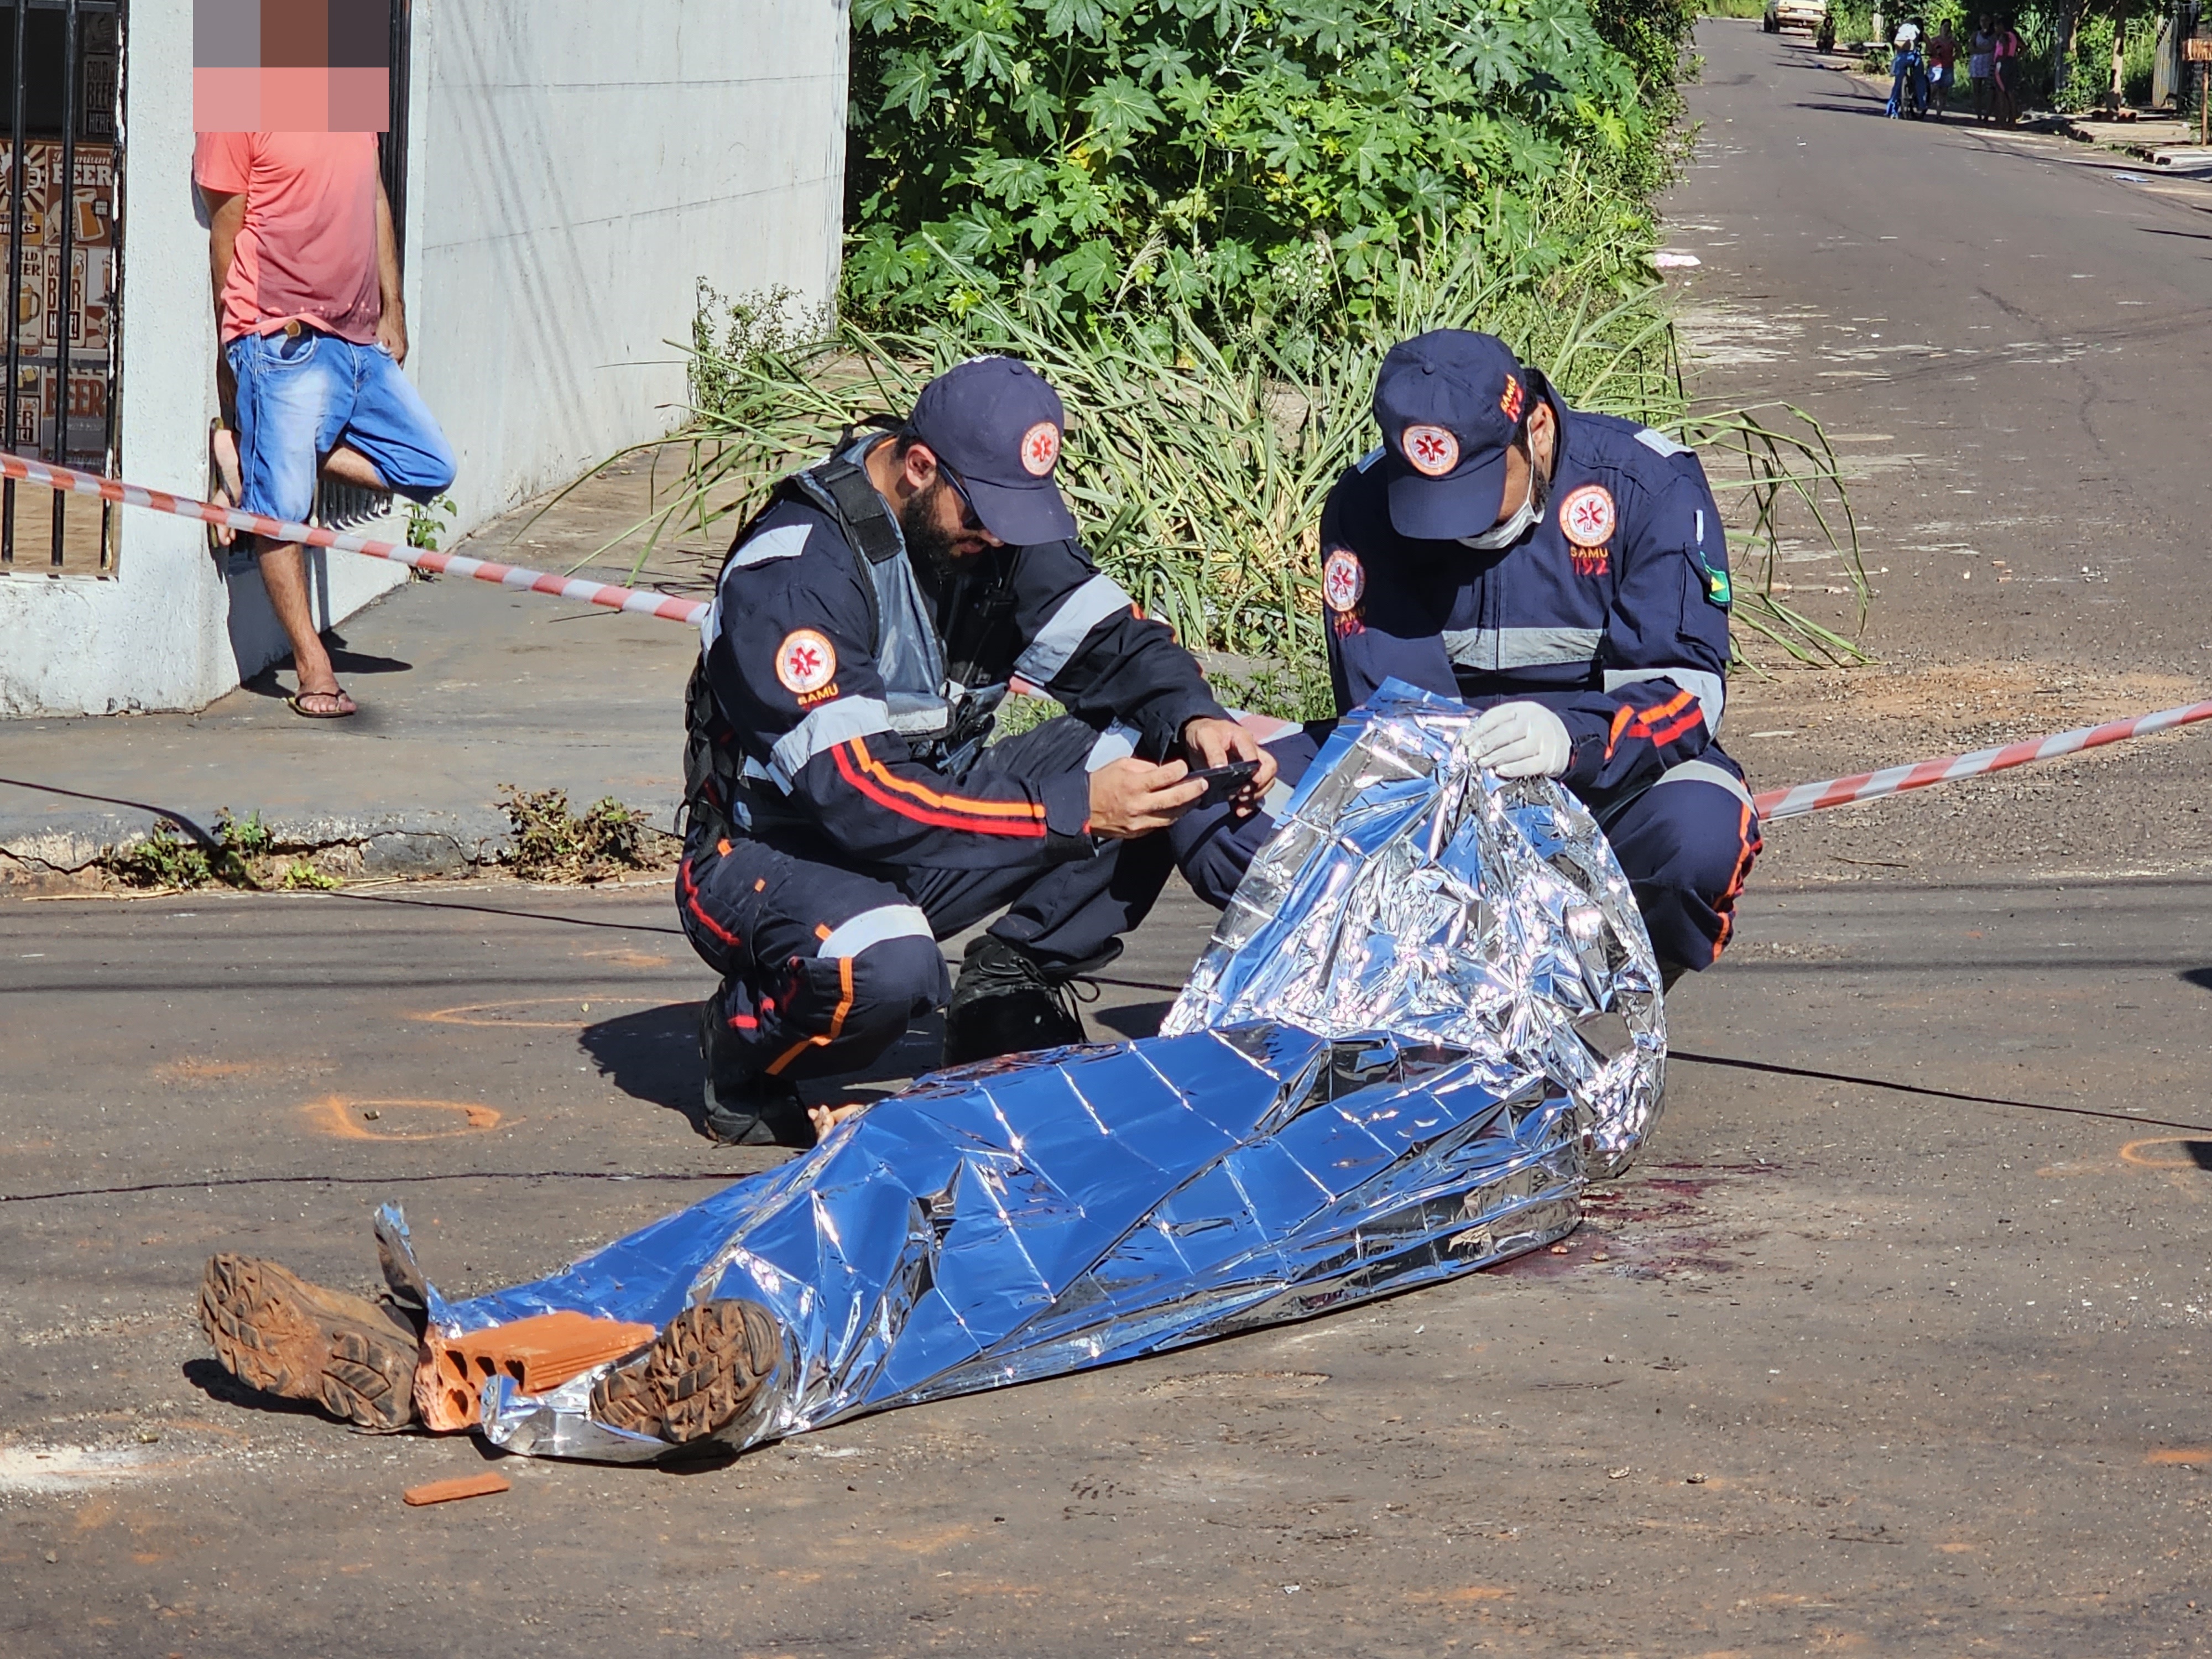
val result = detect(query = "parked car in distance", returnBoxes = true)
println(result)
[1765,0,1828,32]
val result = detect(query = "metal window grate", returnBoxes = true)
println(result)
[2,0,123,575]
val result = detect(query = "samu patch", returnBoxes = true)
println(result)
[1019,420,1061,478]
[1558,484,1616,548]
[774,628,838,703]
[1323,548,1365,613]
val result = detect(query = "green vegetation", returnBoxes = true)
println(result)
[404,493,459,554]
[498,787,671,884]
[844,0,1678,337]
[279,859,341,891]
[102,810,272,891]
[676,229,1862,701]
[637,0,1869,714]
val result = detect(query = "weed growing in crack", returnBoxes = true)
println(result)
[498,787,671,884]
[101,810,272,891]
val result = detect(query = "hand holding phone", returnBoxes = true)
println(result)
[1185,759,1260,808]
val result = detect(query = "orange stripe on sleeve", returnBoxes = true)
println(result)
[1642,706,1708,749]
[847,736,1046,819]
[1631,688,1695,727]
[830,738,1050,838]
[1603,704,1636,762]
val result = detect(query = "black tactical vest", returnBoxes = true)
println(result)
[680,440,1014,846]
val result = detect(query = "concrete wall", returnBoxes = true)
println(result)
[404,0,849,532]
[0,0,848,716]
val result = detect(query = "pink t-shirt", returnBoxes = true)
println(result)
[192,132,382,345]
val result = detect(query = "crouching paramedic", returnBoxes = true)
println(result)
[1175,329,1759,984]
[680,356,1274,1144]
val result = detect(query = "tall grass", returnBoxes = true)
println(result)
[538,221,1864,691]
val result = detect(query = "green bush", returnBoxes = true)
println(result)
[665,224,1864,677]
[102,809,272,891]
[844,0,1676,337]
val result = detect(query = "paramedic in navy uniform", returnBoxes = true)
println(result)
[678,356,1273,1144]
[1176,329,1760,987]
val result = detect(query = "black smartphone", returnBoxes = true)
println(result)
[1186,759,1260,807]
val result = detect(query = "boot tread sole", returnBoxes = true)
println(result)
[199,1253,419,1431]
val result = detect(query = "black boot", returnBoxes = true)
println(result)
[698,995,810,1146]
[942,936,1095,1065]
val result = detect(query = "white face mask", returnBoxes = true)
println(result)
[1458,455,1547,550]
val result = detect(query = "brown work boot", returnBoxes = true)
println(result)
[199,1254,421,1431]
[589,1300,781,1446]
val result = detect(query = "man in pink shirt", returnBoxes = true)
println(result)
[195,133,455,718]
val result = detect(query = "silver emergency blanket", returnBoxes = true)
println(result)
[1164,681,1666,1175]
[387,684,1665,1462]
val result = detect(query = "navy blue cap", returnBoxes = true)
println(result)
[1371,331,1533,540]
[906,356,1079,545]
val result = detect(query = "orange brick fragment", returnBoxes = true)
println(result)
[414,1310,656,1432]
[403,1472,511,1507]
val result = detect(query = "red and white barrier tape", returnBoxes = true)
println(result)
[2,450,711,627]
[15,452,2210,820]
[1752,699,2212,821]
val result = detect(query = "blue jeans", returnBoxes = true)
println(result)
[226,327,456,528]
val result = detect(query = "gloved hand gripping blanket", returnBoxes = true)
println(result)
[388,684,1666,1461]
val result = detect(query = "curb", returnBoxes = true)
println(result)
[0,798,682,889]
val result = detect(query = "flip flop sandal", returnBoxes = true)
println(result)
[287,687,357,719]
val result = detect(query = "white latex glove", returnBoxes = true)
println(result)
[1468,701,1572,779]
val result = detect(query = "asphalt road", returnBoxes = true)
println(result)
[1679,23,2212,888]
[8,20,2212,1658]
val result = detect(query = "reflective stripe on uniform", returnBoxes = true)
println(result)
[816,902,935,959]
[1443,625,1604,672]
[726,522,811,569]
[1604,666,1725,733]
[1014,573,1137,686]
[831,735,1050,836]
[1636,426,1691,458]
[1084,721,1141,772]
[703,526,815,653]
[1651,757,1756,813]
[886,692,953,735]
[768,695,894,791]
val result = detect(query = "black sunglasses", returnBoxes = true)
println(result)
[939,465,986,534]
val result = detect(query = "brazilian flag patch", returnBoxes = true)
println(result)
[1702,564,1733,609]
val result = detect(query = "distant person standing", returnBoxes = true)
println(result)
[194,134,456,719]
[1992,20,2023,125]
[1928,22,1958,117]
[1969,17,1996,122]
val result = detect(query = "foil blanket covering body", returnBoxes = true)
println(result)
[390,684,1666,1463]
